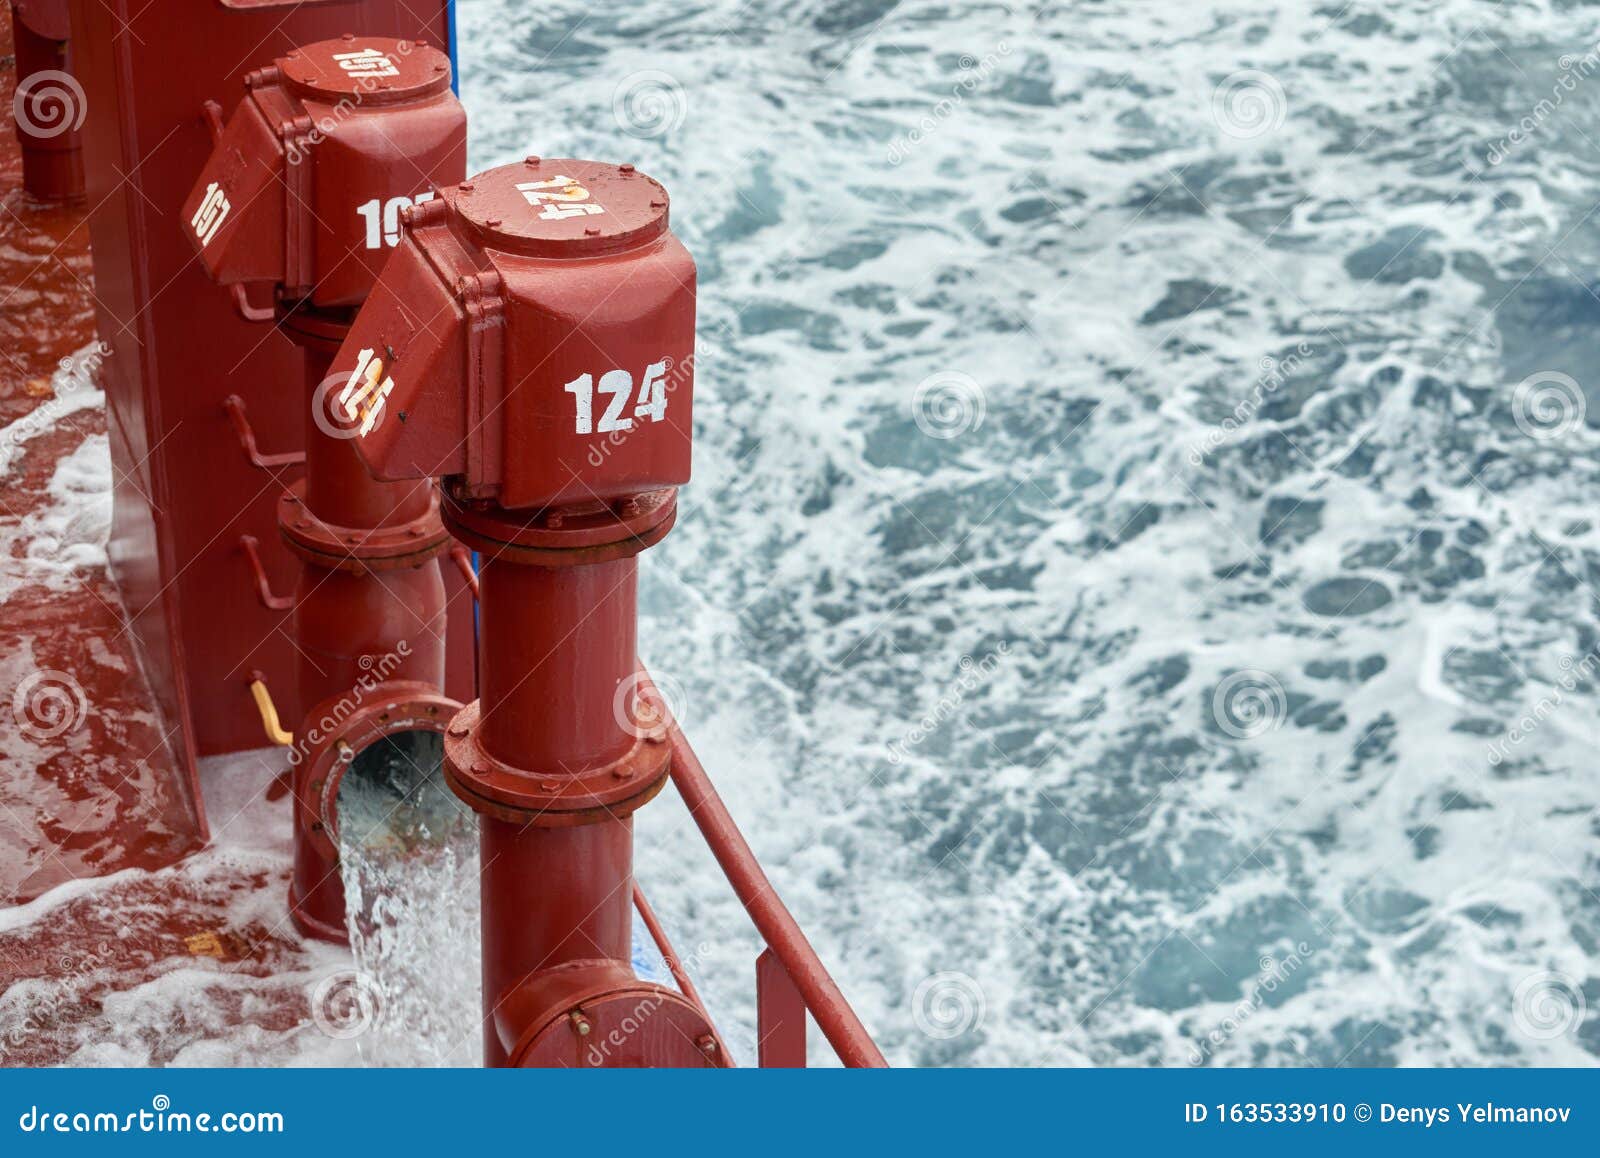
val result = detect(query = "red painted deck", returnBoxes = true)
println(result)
[0,8,203,907]
[0,10,348,1067]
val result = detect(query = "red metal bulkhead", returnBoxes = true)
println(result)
[334,159,716,1066]
[181,35,467,942]
[70,0,472,888]
[9,0,83,202]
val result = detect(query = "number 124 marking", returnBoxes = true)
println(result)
[564,360,670,435]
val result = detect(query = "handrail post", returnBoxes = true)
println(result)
[757,948,808,1067]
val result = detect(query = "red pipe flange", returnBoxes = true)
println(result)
[441,700,670,827]
[277,483,450,573]
[440,487,678,564]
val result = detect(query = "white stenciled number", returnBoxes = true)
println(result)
[356,191,436,249]
[563,359,673,436]
[564,373,594,434]
[515,176,607,221]
[192,181,230,247]
[338,348,395,436]
[333,48,399,79]
[597,370,634,433]
[563,372,633,434]
[634,360,669,423]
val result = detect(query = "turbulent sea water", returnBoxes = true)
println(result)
[446,0,1600,1065]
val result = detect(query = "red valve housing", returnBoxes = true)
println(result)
[181,34,464,309]
[339,158,696,510]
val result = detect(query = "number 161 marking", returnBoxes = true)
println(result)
[564,360,670,435]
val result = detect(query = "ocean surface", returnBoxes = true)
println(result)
[450,0,1600,1065]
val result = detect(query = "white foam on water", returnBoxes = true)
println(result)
[0,343,104,479]
[0,748,368,1067]
[0,345,109,607]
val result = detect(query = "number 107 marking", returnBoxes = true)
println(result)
[564,360,670,435]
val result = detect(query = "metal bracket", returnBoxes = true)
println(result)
[459,269,505,499]
[238,534,294,611]
[223,394,304,469]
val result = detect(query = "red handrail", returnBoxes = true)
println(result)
[647,672,886,1068]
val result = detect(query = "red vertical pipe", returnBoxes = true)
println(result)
[478,818,635,1066]
[292,567,445,702]
[9,1,84,203]
[291,344,447,712]
[475,556,636,771]
[472,553,641,1064]
[286,342,448,940]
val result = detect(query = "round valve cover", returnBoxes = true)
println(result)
[454,157,672,258]
[278,35,452,106]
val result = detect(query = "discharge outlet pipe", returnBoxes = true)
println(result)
[180,35,467,942]
[332,158,723,1066]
